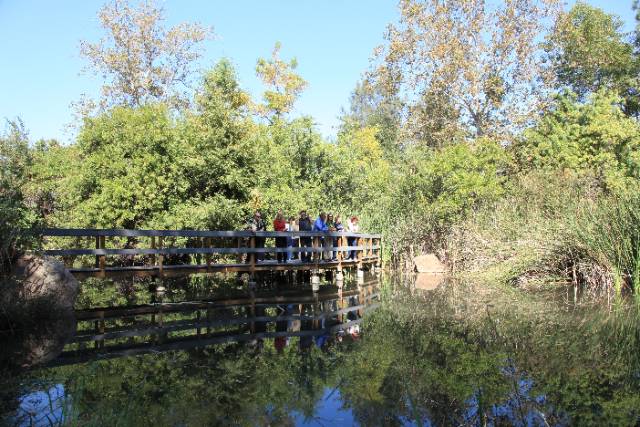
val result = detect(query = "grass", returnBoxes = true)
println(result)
[447,172,640,301]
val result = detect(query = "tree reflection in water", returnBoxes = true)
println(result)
[2,275,640,426]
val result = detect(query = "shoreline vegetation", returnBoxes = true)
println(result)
[3,0,640,307]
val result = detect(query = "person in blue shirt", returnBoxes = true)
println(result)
[313,212,328,232]
[313,212,331,260]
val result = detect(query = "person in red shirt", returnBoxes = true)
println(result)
[273,210,287,263]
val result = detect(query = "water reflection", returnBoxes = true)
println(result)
[53,280,378,366]
[2,274,640,426]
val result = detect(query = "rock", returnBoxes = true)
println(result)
[413,254,446,273]
[6,255,79,312]
[414,273,445,291]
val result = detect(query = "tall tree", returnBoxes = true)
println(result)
[547,2,638,114]
[255,42,307,122]
[368,0,561,142]
[341,80,403,152]
[79,0,211,111]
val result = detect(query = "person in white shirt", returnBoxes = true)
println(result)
[287,216,299,261]
[347,216,359,260]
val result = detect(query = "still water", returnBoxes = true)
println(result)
[1,273,639,426]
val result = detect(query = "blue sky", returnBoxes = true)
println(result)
[0,1,636,143]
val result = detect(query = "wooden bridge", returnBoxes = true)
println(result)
[40,228,382,279]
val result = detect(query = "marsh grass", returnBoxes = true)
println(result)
[449,172,640,300]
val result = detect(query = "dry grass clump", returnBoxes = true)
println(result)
[446,173,637,300]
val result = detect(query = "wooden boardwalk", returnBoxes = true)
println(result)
[40,228,382,279]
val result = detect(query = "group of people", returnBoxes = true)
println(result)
[245,210,360,263]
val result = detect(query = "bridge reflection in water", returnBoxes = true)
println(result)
[47,278,380,368]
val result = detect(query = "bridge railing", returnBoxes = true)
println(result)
[38,228,382,277]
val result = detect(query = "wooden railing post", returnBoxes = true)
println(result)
[99,236,106,272]
[94,236,100,268]
[250,236,256,274]
[95,235,105,273]
[312,236,319,263]
[357,236,363,270]
[158,236,164,274]
[151,236,156,267]
[205,237,212,269]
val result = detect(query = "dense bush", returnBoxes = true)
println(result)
[0,121,39,273]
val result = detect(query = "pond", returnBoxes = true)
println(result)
[1,273,639,426]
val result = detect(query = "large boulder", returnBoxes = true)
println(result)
[413,254,447,273]
[5,255,79,312]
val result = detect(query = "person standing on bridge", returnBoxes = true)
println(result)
[287,216,299,262]
[299,210,312,262]
[247,210,266,261]
[313,212,330,260]
[273,211,287,264]
[326,213,337,261]
[347,216,359,260]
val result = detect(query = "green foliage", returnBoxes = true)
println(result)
[515,91,640,191]
[547,2,638,114]
[341,80,402,153]
[75,104,186,228]
[0,120,39,271]
[378,139,509,259]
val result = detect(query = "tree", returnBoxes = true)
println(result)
[79,0,211,111]
[0,120,39,270]
[71,62,261,231]
[255,42,308,122]
[75,105,186,229]
[341,80,403,153]
[546,2,638,115]
[514,90,640,190]
[368,0,561,142]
